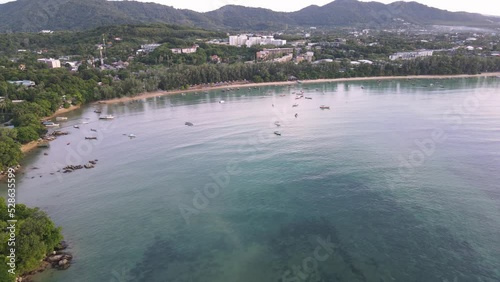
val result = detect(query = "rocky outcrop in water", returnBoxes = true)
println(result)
[63,160,99,173]
[17,241,72,282]
[51,131,69,136]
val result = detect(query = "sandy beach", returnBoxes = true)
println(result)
[46,105,81,119]
[99,72,500,105]
[17,105,80,154]
[21,141,41,153]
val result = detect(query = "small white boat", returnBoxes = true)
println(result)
[128,134,136,138]
[274,121,281,127]
[292,104,299,107]
[274,131,281,136]
[219,100,225,104]
[73,125,80,129]
[99,115,114,120]
[55,117,68,121]
[42,121,59,127]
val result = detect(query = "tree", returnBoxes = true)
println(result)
[16,126,39,144]
[0,199,63,276]
[0,136,22,170]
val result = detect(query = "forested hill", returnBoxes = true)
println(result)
[0,0,499,32]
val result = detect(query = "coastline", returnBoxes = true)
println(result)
[6,71,500,165]
[19,105,81,153]
[99,72,500,105]
[46,105,81,120]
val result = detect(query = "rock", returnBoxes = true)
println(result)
[55,241,69,251]
[47,255,63,262]
[58,259,68,266]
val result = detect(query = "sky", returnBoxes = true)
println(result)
[0,0,497,16]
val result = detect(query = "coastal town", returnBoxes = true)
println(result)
[1,0,500,280]
[1,23,500,174]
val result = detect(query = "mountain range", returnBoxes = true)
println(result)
[0,0,499,32]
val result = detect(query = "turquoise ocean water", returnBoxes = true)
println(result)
[1,77,500,281]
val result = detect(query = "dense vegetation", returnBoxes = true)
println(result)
[1,22,500,171]
[0,23,225,60]
[0,0,499,32]
[0,198,63,282]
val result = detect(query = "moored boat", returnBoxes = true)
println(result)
[42,121,60,127]
[320,105,330,110]
[99,115,114,120]
[37,141,50,148]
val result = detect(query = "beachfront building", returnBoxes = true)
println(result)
[229,34,286,47]
[389,50,434,60]
[255,36,286,47]
[37,58,61,68]
[229,35,249,47]
[296,52,314,63]
[256,48,294,61]
[273,53,293,63]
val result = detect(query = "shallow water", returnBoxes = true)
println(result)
[2,77,500,282]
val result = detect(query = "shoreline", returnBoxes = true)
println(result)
[19,105,81,153]
[99,72,500,105]
[46,105,81,120]
[0,105,82,180]
[6,71,500,166]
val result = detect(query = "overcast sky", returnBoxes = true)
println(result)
[0,0,498,16]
